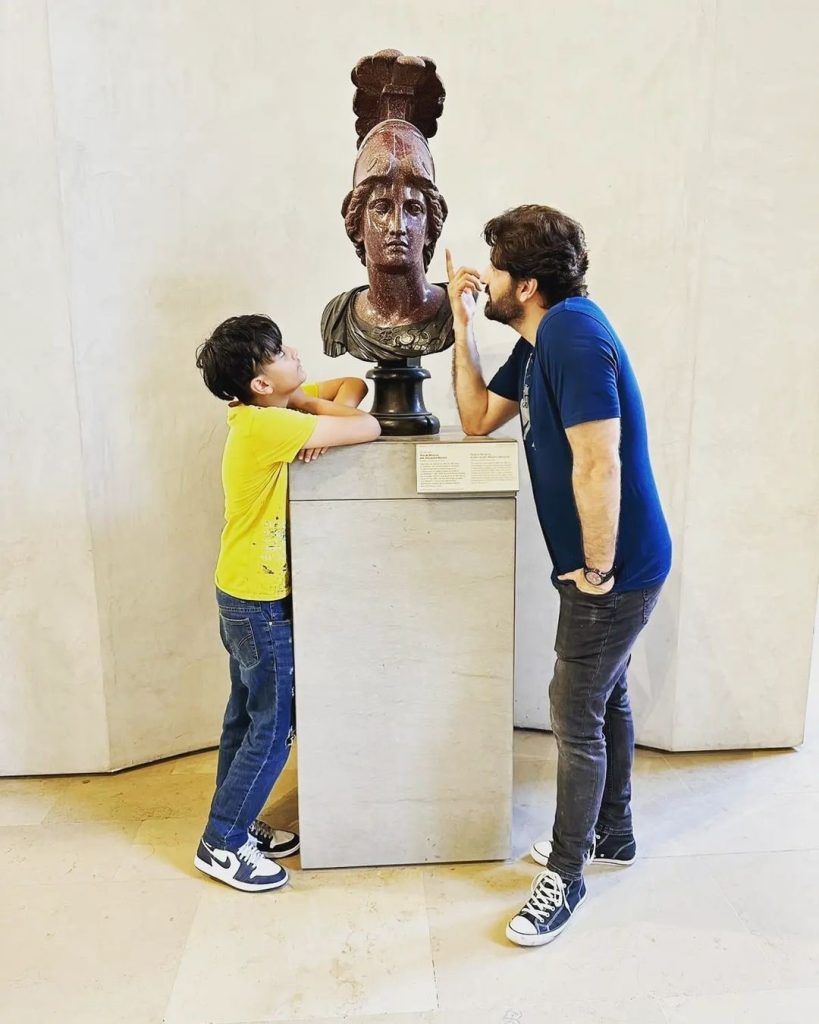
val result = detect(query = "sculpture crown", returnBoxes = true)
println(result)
[351,49,445,147]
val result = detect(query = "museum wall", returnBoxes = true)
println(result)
[1,0,816,771]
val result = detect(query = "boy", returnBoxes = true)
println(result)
[193,313,380,891]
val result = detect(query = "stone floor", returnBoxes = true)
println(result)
[2,682,819,1024]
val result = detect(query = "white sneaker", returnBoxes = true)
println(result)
[531,830,637,867]
[248,818,300,858]
[506,869,587,947]
[194,837,289,892]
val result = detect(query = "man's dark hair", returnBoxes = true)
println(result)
[195,314,283,403]
[483,204,589,306]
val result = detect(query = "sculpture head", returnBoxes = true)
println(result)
[342,120,448,272]
[321,51,454,434]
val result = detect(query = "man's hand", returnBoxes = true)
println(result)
[558,568,615,596]
[297,446,328,463]
[446,249,483,330]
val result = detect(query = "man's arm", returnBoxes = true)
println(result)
[446,249,519,436]
[560,418,621,591]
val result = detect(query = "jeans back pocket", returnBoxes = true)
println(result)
[219,615,260,669]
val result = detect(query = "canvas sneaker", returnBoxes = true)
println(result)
[248,819,300,859]
[194,837,289,892]
[531,829,637,868]
[506,868,587,947]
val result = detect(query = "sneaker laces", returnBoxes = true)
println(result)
[520,869,566,922]
[251,819,276,841]
[237,838,272,872]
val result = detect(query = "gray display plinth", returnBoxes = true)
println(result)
[290,432,517,868]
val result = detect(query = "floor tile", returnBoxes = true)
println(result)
[0,776,67,825]
[699,849,819,988]
[44,771,215,823]
[511,756,556,858]
[423,855,797,1009]
[662,988,819,1024]
[163,867,436,1023]
[168,748,218,774]
[641,785,819,857]
[0,820,138,883]
[440,1004,665,1024]
[115,771,301,882]
[513,729,558,761]
[117,817,205,882]
[260,771,300,831]
[267,1014,435,1024]
[269,1005,665,1024]
[0,879,201,1024]
[666,745,819,796]
[512,748,692,862]
[704,849,819,940]
[119,748,218,778]
[160,745,296,777]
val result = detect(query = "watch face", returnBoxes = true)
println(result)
[585,569,603,586]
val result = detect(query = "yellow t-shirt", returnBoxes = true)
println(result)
[215,387,318,601]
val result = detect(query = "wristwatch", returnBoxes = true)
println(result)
[583,565,615,587]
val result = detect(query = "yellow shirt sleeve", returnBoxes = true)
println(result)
[301,382,320,398]
[247,405,317,466]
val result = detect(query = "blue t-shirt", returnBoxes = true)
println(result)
[488,297,671,592]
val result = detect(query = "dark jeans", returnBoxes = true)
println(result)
[547,581,663,881]
[203,588,295,851]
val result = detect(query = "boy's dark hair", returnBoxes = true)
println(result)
[196,314,283,403]
[483,204,589,307]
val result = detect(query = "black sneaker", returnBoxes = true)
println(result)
[194,837,289,892]
[248,819,300,859]
[506,868,587,947]
[531,829,637,868]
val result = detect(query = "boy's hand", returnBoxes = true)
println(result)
[297,446,328,463]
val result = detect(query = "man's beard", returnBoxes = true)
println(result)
[484,287,525,326]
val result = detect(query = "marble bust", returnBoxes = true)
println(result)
[321,51,454,435]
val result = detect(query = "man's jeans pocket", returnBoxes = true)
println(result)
[641,587,662,626]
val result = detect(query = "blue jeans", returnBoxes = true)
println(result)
[547,581,663,881]
[203,588,295,851]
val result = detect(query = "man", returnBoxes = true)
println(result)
[447,204,671,947]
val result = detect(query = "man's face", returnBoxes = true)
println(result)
[254,345,306,398]
[360,181,428,273]
[482,262,525,325]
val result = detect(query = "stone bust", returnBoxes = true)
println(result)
[321,51,454,367]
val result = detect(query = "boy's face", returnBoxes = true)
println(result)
[250,345,306,402]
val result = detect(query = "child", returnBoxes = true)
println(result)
[193,313,380,891]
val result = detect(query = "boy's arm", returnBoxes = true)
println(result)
[292,395,370,419]
[288,396,380,462]
[290,378,368,411]
[317,377,368,407]
[301,408,381,454]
